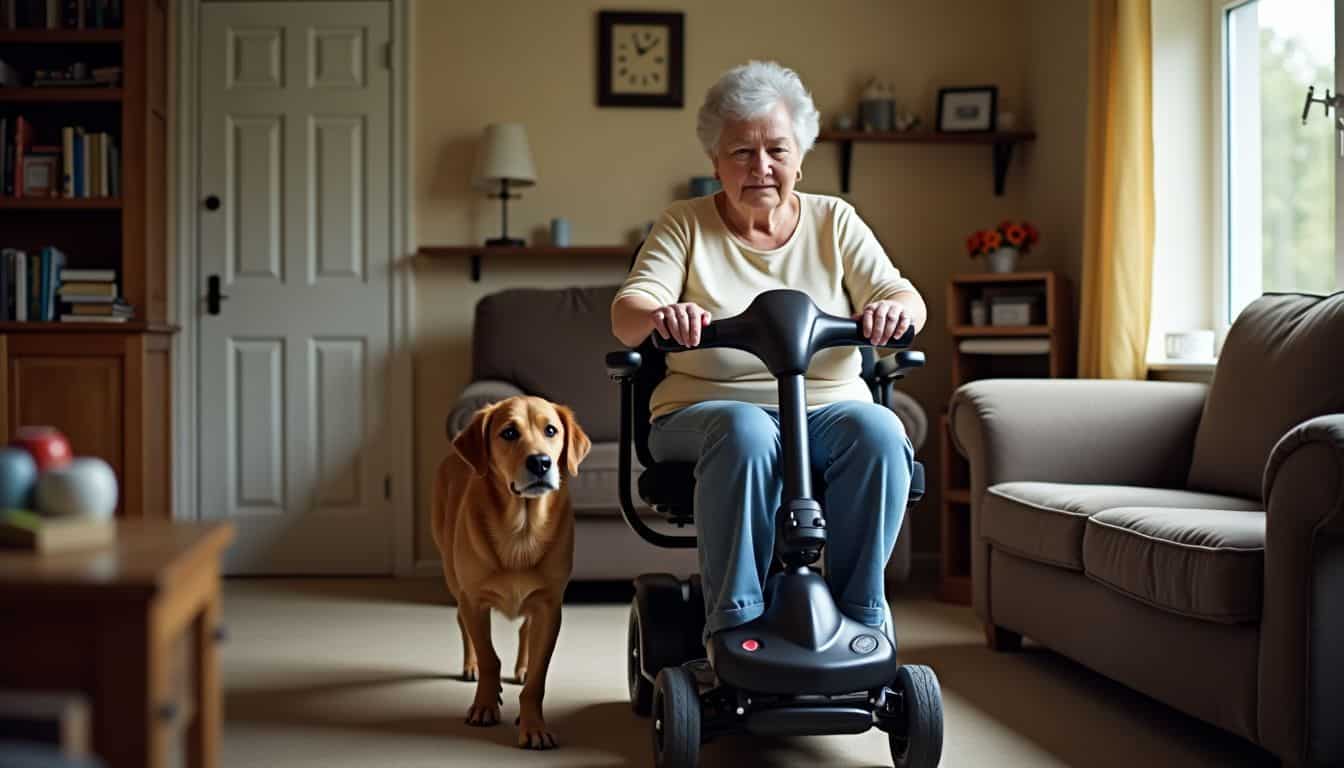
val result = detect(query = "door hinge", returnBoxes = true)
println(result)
[384,474,392,500]
[383,41,393,70]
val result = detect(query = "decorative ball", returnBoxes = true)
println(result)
[0,447,38,510]
[36,457,119,519]
[10,425,73,473]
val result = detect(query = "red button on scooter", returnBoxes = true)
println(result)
[741,639,760,652]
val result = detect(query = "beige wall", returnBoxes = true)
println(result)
[1022,0,1091,324]
[411,0,1092,566]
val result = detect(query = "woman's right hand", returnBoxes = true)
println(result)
[651,302,712,347]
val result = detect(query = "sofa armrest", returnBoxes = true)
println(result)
[949,378,1208,620]
[1258,414,1344,767]
[445,379,527,437]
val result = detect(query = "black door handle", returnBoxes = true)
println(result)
[204,195,221,211]
[207,275,229,315]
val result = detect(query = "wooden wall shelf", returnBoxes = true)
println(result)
[0,29,124,43]
[417,245,634,282]
[950,324,1051,338]
[0,322,176,334]
[0,197,122,210]
[816,130,1036,196]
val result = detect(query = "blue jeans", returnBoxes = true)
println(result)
[649,399,913,639]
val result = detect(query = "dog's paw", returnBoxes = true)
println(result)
[516,715,557,750]
[465,699,501,727]
[465,683,503,727]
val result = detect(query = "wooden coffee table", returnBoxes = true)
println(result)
[0,521,234,768]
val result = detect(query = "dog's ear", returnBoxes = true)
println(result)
[556,405,592,477]
[453,404,497,478]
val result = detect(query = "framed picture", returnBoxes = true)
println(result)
[936,86,998,133]
[597,11,684,108]
[21,154,59,198]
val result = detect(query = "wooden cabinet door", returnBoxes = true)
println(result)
[3,334,127,516]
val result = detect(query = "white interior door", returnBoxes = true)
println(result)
[197,1,393,574]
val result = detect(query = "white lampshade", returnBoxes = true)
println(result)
[473,123,537,190]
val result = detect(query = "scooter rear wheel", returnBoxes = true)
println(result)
[628,600,654,716]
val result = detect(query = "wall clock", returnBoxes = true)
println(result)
[597,11,684,108]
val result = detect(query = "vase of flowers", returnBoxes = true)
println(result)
[966,220,1039,273]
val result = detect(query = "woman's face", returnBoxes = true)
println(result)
[712,103,802,213]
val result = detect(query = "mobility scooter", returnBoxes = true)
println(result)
[605,288,944,767]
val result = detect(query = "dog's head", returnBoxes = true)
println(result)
[453,396,592,497]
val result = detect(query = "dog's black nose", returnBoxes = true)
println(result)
[526,454,552,477]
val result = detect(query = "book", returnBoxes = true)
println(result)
[58,281,116,297]
[59,268,116,282]
[0,509,115,553]
[69,301,130,316]
[958,338,1052,355]
[0,248,13,320]
[59,313,128,322]
[13,248,25,321]
[0,58,18,88]
[59,294,116,303]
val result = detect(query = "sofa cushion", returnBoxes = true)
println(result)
[473,285,624,442]
[1083,507,1265,623]
[569,440,645,516]
[1188,291,1344,499]
[982,482,1262,571]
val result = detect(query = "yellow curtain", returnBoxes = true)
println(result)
[1080,0,1155,379]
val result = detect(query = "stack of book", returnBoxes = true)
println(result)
[58,267,130,322]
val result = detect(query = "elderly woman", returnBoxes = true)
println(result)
[611,60,927,643]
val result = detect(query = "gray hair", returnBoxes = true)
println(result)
[696,60,821,157]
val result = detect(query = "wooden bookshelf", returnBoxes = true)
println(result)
[937,271,1074,604]
[0,2,174,521]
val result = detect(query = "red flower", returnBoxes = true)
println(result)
[966,232,982,255]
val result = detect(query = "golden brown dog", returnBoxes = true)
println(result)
[431,395,591,750]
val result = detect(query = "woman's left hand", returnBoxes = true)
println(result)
[857,300,912,346]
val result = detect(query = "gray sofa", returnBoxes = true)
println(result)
[950,291,1343,767]
[448,284,929,583]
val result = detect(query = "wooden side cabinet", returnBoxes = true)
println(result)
[937,272,1074,604]
[0,327,174,519]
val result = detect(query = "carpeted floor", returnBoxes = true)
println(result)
[219,578,1277,767]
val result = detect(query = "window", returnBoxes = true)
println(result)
[1221,0,1341,324]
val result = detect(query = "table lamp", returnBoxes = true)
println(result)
[474,123,536,247]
